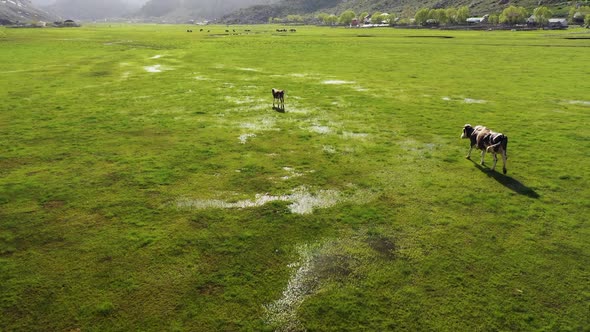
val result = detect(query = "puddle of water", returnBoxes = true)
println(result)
[239,133,256,144]
[177,186,375,215]
[281,167,303,180]
[567,100,590,106]
[322,80,355,85]
[240,117,276,131]
[144,65,163,73]
[323,145,336,154]
[310,125,331,134]
[342,132,368,139]
[463,98,487,104]
[264,244,319,331]
[237,67,260,72]
[226,96,265,105]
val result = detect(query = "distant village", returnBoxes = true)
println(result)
[7,19,80,28]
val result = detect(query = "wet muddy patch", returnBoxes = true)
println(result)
[565,100,590,107]
[144,65,171,73]
[280,167,314,181]
[341,132,368,140]
[463,98,487,104]
[176,186,375,215]
[225,96,265,105]
[264,233,397,330]
[236,67,261,72]
[239,133,256,144]
[309,125,332,135]
[441,96,488,104]
[322,80,355,85]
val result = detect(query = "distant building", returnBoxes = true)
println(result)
[466,15,489,24]
[547,18,568,29]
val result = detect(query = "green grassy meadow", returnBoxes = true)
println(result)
[1,24,589,331]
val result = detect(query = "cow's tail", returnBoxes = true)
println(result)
[486,135,508,155]
[502,136,508,158]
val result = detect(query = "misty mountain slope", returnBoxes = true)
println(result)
[47,0,138,20]
[137,0,279,22]
[0,0,58,24]
[220,0,565,24]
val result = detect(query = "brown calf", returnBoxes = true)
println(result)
[272,88,284,108]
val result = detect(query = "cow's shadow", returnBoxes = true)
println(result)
[471,161,540,198]
[273,106,285,113]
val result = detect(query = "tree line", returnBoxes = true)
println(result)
[269,5,590,27]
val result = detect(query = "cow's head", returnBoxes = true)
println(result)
[461,124,473,139]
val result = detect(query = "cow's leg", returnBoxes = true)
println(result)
[480,150,486,165]
[466,145,474,159]
[491,153,497,171]
[501,150,507,174]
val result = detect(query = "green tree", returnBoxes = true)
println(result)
[533,6,552,26]
[359,11,369,23]
[432,8,448,24]
[386,13,397,26]
[445,7,458,24]
[326,14,338,25]
[317,13,329,25]
[339,10,356,25]
[456,6,470,24]
[414,8,430,25]
[371,12,383,24]
[571,6,590,24]
[500,5,528,25]
[488,14,500,25]
[286,15,304,23]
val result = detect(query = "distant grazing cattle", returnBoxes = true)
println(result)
[461,124,508,174]
[290,29,297,32]
[272,88,285,108]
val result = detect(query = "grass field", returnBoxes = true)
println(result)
[1,24,589,331]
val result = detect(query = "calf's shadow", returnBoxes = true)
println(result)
[273,106,285,113]
[471,160,540,198]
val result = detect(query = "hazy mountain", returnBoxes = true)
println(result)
[0,0,58,24]
[137,0,278,22]
[46,0,143,20]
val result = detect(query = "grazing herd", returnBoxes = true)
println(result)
[187,28,294,34]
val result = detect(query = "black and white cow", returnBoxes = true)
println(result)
[272,88,285,108]
[461,124,508,174]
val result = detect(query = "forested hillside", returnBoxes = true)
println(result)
[220,0,567,24]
